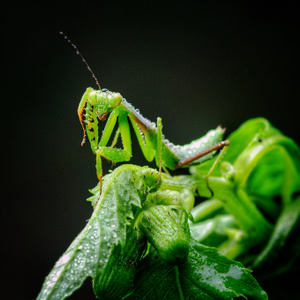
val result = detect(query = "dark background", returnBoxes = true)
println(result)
[2,1,299,299]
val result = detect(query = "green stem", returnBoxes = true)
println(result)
[218,236,249,259]
[191,199,223,223]
[195,176,273,244]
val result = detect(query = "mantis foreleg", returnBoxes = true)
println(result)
[78,87,95,146]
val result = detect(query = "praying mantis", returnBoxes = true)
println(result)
[60,33,230,195]
[78,86,229,195]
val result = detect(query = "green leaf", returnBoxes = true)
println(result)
[190,118,300,183]
[187,118,300,256]
[190,214,238,248]
[37,165,160,300]
[245,145,300,204]
[221,118,282,165]
[93,227,147,299]
[126,239,268,300]
[251,196,300,275]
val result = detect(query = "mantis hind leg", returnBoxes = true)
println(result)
[176,139,230,197]
[176,140,230,168]
[204,141,230,197]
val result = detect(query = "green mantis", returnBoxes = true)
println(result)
[58,32,228,195]
[78,86,229,194]
[60,32,229,195]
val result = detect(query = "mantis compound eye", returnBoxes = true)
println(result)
[108,92,122,108]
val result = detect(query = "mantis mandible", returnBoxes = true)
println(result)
[60,33,229,195]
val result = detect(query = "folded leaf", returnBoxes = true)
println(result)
[37,165,160,300]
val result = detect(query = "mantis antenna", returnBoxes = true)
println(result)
[59,31,101,90]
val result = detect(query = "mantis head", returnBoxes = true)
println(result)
[88,88,123,120]
[78,87,123,146]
